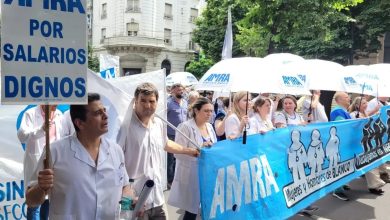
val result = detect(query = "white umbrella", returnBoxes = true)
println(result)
[239,59,311,95]
[343,65,388,96]
[281,59,347,92]
[196,57,310,95]
[263,53,305,64]
[166,72,198,87]
[367,64,390,97]
[195,57,261,92]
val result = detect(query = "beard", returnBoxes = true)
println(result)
[175,94,183,99]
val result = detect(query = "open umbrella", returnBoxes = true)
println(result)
[281,59,347,92]
[196,57,310,95]
[368,64,390,97]
[263,53,305,64]
[166,72,198,87]
[343,65,389,96]
[195,57,261,92]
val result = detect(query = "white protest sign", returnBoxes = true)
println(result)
[1,0,87,104]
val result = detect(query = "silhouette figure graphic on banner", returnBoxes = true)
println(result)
[373,117,386,147]
[361,118,374,152]
[288,130,308,182]
[325,126,340,168]
[307,129,325,175]
[387,110,390,142]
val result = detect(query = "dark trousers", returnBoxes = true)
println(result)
[167,134,176,184]
[183,211,197,220]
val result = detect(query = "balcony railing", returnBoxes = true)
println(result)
[102,35,165,48]
[164,14,173,20]
[101,13,107,19]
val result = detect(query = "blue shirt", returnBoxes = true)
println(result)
[167,96,188,136]
[330,105,351,121]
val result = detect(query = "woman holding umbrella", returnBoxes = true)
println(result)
[274,95,307,128]
[224,91,252,139]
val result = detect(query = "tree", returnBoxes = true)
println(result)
[88,44,99,72]
[192,0,248,63]
[186,52,214,79]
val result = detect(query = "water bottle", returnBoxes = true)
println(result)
[120,179,135,220]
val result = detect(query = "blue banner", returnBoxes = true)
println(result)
[199,106,390,220]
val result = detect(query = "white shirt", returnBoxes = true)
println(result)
[61,110,75,137]
[302,98,328,123]
[248,113,274,135]
[274,111,304,126]
[30,134,128,219]
[117,111,168,210]
[17,106,63,189]
[366,98,385,115]
[224,113,242,138]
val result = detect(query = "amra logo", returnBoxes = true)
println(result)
[343,77,357,85]
[282,76,302,87]
[204,73,230,84]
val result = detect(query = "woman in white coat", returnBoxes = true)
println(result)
[168,97,217,220]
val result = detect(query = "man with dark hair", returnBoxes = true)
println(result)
[26,93,133,219]
[118,82,198,220]
[166,83,188,188]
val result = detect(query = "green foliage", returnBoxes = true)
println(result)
[192,0,247,62]
[88,44,99,72]
[186,53,214,79]
[193,0,390,65]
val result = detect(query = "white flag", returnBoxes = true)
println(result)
[221,7,233,60]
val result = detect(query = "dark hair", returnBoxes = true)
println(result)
[70,93,101,132]
[134,82,159,101]
[222,97,230,109]
[253,97,271,113]
[191,97,212,118]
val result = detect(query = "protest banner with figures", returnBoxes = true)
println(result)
[199,106,390,220]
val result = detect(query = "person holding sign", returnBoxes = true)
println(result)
[25,93,134,219]
[117,82,199,220]
[17,105,63,220]
[168,97,217,220]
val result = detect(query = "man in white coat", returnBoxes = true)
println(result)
[117,82,199,220]
[17,105,63,220]
[26,93,133,219]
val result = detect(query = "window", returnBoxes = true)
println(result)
[189,8,198,23]
[127,21,139,36]
[164,29,172,45]
[100,28,106,43]
[126,0,140,12]
[188,32,195,50]
[164,3,173,19]
[101,3,107,19]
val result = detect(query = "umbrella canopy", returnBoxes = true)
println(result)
[281,59,347,92]
[343,65,389,96]
[240,59,310,95]
[195,57,261,92]
[367,64,390,97]
[196,57,310,95]
[166,72,198,87]
[263,53,305,64]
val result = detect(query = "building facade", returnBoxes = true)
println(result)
[92,0,204,76]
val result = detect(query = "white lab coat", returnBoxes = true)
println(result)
[168,119,217,214]
[29,134,128,219]
[17,106,63,189]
